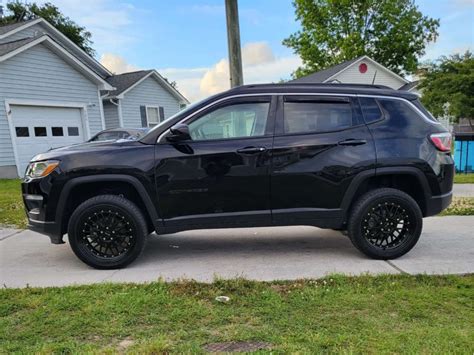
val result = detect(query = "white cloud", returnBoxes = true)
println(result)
[242,42,275,66]
[174,42,301,102]
[100,42,300,103]
[100,53,139,74]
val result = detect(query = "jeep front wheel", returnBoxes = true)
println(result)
[68,195,147,269]
[348,188,423,259]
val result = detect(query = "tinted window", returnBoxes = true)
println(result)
[15,127,29,137]
[34,127,47,137]
[377,99,423,124]
[189,102,270,140]
[359,97,383,123]
[413,99,438,122]
[68,127,79,136]
[283,101,352,134]
[52,127,64,136]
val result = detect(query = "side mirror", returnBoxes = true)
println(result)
[167,123,191,142]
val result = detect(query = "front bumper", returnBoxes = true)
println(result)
[22,175,64,244]
[27,218,64,244]
[425,191,453,217]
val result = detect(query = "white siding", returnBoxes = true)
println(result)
[329,59,406,89]
[103,100,120,129]
[0,43,103,166]
[120,76,181,128]
[0,23,45,43]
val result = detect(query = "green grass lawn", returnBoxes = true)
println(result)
[1,179,473,229]
[454,173,474,184]
[0,179,26,228]
[1,275,473,353]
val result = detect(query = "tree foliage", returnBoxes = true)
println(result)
[419,52,474,125]
[0,1,94,56]
[283,0,439,78]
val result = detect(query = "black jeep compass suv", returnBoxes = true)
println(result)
[22,83,454,269]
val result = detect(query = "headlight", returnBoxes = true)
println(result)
[25,160,59,178]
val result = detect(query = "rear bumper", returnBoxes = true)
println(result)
[425,191,453,217]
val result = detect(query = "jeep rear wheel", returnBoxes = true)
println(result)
[68,195,147,269]
[348,188,422,259]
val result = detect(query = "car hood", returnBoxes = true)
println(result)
[30,140,144,162]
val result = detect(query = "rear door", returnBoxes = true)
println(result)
[270,95,376,225]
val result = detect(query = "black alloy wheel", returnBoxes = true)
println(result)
[68,195,147,269]
[348,188,423,259]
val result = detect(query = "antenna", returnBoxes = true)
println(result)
[371,70,378,85]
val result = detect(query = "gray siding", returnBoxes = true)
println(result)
[0,23,45,43]
[0,43,103,166]
[103,100,120,129]
[120,76,181,128]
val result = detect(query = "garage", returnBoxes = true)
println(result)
[10,104,86,175]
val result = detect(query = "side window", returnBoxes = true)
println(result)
[359,97,383,123]
[377,99,423,123]
[188,102,270,141]
[283,101,352,134]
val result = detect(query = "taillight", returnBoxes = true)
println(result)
[429,132,452,152]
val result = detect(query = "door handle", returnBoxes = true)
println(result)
[237,146,266,154]
[338,139,367,146]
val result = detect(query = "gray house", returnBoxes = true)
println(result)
[292,55,420,95]
[0,18,188,178]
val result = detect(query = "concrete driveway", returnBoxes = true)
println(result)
[453,183,474,197]
[1,216,473,288]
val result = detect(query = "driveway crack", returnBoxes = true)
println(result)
[385,260,409,274]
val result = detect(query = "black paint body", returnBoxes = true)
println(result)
[21,84,454,243]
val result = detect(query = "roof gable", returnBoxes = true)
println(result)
[0,35,113,90]
[103,70,189,103]
[291,55,409,88]
[291,56,363,83]
[0,18,111,78]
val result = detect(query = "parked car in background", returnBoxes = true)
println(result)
[21,83,454,269]
[88,128,150,142]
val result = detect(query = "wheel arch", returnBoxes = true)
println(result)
[56,174,160,235]
[341,167,431,218]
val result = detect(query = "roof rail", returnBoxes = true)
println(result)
[232,83,393,90]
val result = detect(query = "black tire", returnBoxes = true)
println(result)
[347,188,423,259]
[68,195,147,269]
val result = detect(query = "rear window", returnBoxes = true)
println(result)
[377,98,427,124]
[283,101,352,134]
[359,97,383,123]
[412,99,438,122]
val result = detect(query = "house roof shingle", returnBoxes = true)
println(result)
[290,56,364,83]
[0,19,37,35]
[0,36,38,56]
[103,70,153,97]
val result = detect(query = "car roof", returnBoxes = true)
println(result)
[226,83,418,100]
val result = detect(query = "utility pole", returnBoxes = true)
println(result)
[225,0,243,87]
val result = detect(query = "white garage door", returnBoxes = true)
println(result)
[11,105,85,175]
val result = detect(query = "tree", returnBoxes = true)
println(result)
[0,1,94,56]
[283,0,439,78]
[419,52,474,127]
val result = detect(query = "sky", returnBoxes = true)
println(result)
[35,0,474,102]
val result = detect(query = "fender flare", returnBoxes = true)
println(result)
[340,167,431,213]
[55,174,160,232]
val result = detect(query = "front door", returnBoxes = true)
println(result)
[155,96,276,229]
[270,95,376,225]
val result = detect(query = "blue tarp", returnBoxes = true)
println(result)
[454,140,474,173]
